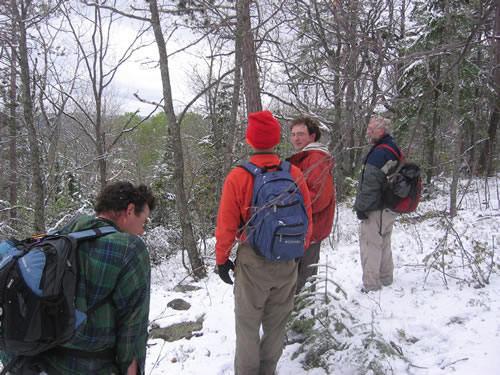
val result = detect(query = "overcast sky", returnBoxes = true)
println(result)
[112,21,200,116]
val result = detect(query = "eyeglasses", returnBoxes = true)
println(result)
[290,132,307,138]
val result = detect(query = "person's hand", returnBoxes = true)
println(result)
[356,209,368,220]
[218,259,235,285]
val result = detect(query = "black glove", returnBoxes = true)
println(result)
[218,259,235,285]
[356,209,368,220]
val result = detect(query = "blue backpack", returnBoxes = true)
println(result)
[0,226,116,374]
[239,161,309,261]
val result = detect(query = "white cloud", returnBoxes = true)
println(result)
[112,23,197,115]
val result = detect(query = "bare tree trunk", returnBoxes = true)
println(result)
[205,63,226,199]
[9,94,18,221]
[90,4,107,191]
[224,0,244,178]
[9,0,18,221]
[332,1,359,201]
[15,0,45,232]
[45,113,63,198]
[480,0,499,176]
[332,69,345,199]
[237,0,262,114]
[484,108,499,177]
[149,0,205,279]
[95,99,108,190]
[449,70,461,217]
[446,0,461,217]
[426,92,439,185]
[400,0,406,38]
[425,57,441,185]
[470,49,483,175]
[344,77,356,170]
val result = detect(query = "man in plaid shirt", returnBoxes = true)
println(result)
[1,181,156,375]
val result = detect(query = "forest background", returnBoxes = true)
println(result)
[0,0,498,282]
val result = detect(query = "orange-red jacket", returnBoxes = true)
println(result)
[215,153,313,265]
[288,146,335,243]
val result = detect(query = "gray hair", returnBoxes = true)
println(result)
[370,115,392,135]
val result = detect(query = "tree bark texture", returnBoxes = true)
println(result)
[237,0,262,114]
[9,0,18,220]
[149,0,206,279]
[446,0,461,217]
[225,0,244,178]
[425,57,441,185]
[480,0,499,176]
[15,0,45,232]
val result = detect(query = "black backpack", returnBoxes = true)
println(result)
[239,161,309,261]
[0,226,116,373]
[376,144,422,213]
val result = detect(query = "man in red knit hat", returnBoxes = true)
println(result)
[215,110,313,375]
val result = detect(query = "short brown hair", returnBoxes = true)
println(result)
[290,115,321,142]
[95,181,156,215]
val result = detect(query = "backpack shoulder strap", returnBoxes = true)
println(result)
[376,144,404,161]
[239,162,283,175]
[68,226,117,242]
[279,160,291,173]
[238,162,259,177]
[376,145,406,179]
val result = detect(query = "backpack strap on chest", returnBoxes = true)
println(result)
[375,144,404,161]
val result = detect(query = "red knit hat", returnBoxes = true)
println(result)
[246,110,281,149]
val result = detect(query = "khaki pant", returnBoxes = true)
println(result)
[359,209,397,291]
[296,241,321,295]
[234,243,298,375]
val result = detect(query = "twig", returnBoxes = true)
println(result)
[440,357,469,369]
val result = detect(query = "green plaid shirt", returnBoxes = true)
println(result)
[1,215,151,374]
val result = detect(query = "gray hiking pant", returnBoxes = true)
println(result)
[359,209,397,291]
[234,243,298,375]
[296,241,321,295]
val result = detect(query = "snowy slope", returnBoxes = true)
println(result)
[147,177,499,374]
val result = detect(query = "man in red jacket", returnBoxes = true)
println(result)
[288,115,336,294]
[215,110,312,375]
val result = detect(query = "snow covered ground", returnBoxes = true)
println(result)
[147,177,500,374]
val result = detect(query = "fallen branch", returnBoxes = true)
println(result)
[440,357,469,369]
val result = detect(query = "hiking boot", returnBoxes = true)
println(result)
[361,285,381,293]
[381,278,393,287]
